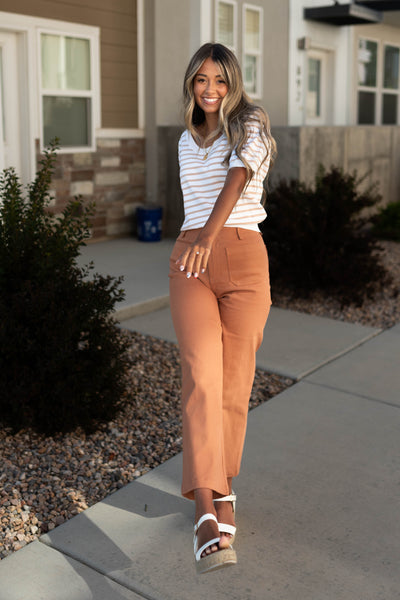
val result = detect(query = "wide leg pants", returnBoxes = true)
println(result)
[169,227,271,500]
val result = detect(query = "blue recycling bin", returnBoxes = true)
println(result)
[136,206,163,242]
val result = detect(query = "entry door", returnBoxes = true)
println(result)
[306,49,330,125]
[0,32,22,176]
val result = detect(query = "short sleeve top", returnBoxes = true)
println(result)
[178,121,270,231]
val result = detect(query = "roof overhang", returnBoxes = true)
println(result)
[304,3,383,26]
[355,0,400,10]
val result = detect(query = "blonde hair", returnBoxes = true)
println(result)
[183,43,277,183]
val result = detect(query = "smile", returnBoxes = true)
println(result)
[202,97,220,105]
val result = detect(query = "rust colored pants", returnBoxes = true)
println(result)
[169,227,271,500]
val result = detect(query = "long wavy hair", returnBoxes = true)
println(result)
[183,42,277,184]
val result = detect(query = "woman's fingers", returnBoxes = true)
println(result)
[200,249,210,273]
[192,252,202,278]
[184,248,202,278]
[176,244,211,277]
[184,250,197,278]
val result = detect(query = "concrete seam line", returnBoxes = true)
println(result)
[294,328,385,381]
[304,380,400,412]
[38,538,161,600]
[256,329,384,382]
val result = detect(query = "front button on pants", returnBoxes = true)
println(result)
[169,227,271,500]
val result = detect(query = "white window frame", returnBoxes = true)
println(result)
[0,33,21,174]
[38,26,99,154]
[357,36,380,124]
[215,0,238,53]
[0,12,100,180]
[242,4,263,99]
[305,50,329,125]
[357,36,400,125]
[382,41,400,125]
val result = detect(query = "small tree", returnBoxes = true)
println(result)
[261,165,390,305]
[0,143,130,434]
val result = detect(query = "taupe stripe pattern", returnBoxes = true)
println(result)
[178,123,270,232]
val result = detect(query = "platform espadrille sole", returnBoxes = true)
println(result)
[195,547,237,575]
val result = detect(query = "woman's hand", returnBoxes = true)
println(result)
[176,167,247,278]
[175,237,212,278]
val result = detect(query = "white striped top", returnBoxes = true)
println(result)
[178,121,270,232]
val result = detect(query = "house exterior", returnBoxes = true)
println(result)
[1,1,400,239]
[149,0,400,235]
[0,0,145,239]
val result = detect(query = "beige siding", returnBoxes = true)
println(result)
[262,0,290,126]
[0,0,138,128]
[155,0,191,126]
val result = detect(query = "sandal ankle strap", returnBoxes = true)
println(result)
[214,494,236,503]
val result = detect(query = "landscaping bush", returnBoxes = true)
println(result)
[260,165,390,305]
[372,201,400,242]
[0,143,130,435]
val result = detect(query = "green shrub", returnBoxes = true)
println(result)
[0,143,130,435]
[372,201,400,242]
[261,165,390,305]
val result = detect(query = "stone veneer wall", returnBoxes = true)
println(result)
[36,137,146,240]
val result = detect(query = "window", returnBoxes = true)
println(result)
[216,1,237,52]
[357,38,400,125]
[382,44,399,125]
[307,57,321,119]
[243,5,263,98]
[358,38,378,124]
[40,32,96,150]
[215,2,263,99]
[305,50,331,125]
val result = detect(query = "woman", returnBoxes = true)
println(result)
[169,43,276,575]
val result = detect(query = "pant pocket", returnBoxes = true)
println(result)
[225,242,269,286]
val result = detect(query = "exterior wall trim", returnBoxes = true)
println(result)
[137,0,146,130]
[96,129,145,139]
[0,10,99,35]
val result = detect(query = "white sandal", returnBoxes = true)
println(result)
[193,513,237,575]
[214,492,237,543]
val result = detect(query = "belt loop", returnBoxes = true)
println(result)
[181,231,187,239]
[236,228,242,240]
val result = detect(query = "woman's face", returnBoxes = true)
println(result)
[193,57,228,116]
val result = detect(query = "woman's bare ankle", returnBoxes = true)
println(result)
[194,488,221,557]
[194,488,216,521]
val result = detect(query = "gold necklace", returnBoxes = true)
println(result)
[203,145,212,160]
[202,137,217,161]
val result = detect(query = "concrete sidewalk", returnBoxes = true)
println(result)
[1,238,399,600]
[78,237,175,321]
